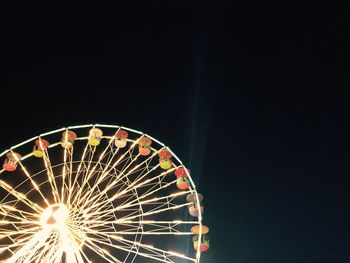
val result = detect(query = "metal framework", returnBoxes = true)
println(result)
[0,124,204,263]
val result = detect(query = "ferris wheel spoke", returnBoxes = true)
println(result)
[74,136,91,179]
[76,188,122,217]
[11,150,51,207]
[8,227,52,263]
[100,231,193,235]
[77,165,115,207]
[0,238,31,254]
[86,234,169,263]
[74,168,127,214]
[0,227,41,240]
[0,206,38,223]
[79,183,182,228]
[118,178,178,211]
[62,144,74,206]
[112,149,159,189]
[84,219,197,240]
[88,229,195,263]
[40,237,63,263]
[88,219,198,226]
[112,163,160,198]
[73,143,118,205]
[0,222,39,236]
[21,234,50,263]
[72,140,139,208]
[76,151,117,197]
[83,129,122,181]
[118,188,190,211]
[70,242,86,263]
[39,141,61,204]
[93,137,143,186]
[80,235,123,263]
[114,203,190,223]
[69,137,103,209]
[0,227,42,251]
[74,246,92,263]
[77,199,119,223]
[1,203,40,218]
[83,145,97,179]
[68,172,100,212]
[68,140,96,205]
[77,145,142,209]
[0,179,43,213]
[73,177,116,212]
[85,189,188,221]
[39,242,60,263]
[88,203,188,230]
[112,167,176,203]
[72,145,98,203]
[83,167,175,216]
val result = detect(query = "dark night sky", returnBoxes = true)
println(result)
[1,1,350,262]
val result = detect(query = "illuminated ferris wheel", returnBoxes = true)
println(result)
[0,124,210,263]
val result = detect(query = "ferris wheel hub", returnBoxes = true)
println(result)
[40,204,69,226]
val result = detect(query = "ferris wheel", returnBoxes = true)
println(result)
[0,124,210,263]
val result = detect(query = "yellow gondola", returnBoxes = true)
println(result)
[158,148,172,169]
[61,130,77,149]
[33,139,50,158]
[88,128,103,146]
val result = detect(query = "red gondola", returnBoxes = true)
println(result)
[187,193,204,217]
[3,152,22,172]
[191,225,210,252]
[138,136,152,156]
[114,130,128,148]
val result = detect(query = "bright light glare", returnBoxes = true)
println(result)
[40,204,68,226]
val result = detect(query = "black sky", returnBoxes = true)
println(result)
[1,0,350,262]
